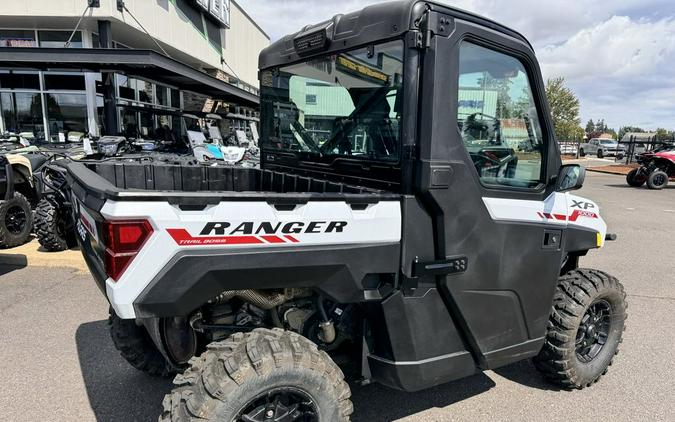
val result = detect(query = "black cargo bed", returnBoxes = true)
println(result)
[67,161,398,208]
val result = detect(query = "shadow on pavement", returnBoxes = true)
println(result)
[604,183,674,190]
[350,373,495,421]
[76,320,520,421]
[0,260,27,276]
[76,320,172,422]
[492,359,561,392]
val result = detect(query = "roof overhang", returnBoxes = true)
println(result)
[0,47,259,107]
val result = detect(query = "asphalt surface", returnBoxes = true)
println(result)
[0,171,673,422]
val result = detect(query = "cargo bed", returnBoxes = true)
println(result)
[66,160,403,319]
[67,160,397,206]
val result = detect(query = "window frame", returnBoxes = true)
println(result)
[455,38,550,192]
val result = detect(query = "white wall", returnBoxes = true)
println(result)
[1,0,269,88]
[222,1,270,89]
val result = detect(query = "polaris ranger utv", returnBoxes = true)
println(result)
[67,1,627,420]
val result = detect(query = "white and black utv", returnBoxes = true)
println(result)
[67,1,626,420]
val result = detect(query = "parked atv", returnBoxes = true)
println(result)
[68,2,627,420]
[0,153,49,247]
[626,147,675,189]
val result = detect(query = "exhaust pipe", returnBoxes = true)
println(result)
[209,290,291,310]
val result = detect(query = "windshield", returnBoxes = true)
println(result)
[260,41,404,163]
[600,140,616,145]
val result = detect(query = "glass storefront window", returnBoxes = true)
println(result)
[136,79,154,104]
[0,71,40,90]
[120,107,139,138]
[171,89,181,108]
[96,95,105,135]
[156,85,169,107]
[44,74,86,91]
[45,93,88,140]
[117,75,135,101]
[38,31,82,48]
[0,30,37,47]
[139,111,155,137]
[1,92,45,138]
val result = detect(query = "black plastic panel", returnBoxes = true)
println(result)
[134,243,400,318]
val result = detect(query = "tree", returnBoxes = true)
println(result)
[585,119,595,134]
[545,77,581,141]
[655,128,670,141]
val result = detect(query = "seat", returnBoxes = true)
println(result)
[24,153,49,171]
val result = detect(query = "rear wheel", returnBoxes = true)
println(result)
[108,308,175,377]
[647,170,669,190]
[160,328,353,422]
[35,196,77,252]
[626,168,647,187]
[534,269,627,389]
[0,192,33,248]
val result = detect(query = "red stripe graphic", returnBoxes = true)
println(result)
[166,229,304,246]
[537,210,598,222]
[167,229,264,246]
[260,235,286,244]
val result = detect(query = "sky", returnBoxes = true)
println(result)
[242,0,675,131]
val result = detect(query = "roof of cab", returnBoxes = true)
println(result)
[258,0,531,69]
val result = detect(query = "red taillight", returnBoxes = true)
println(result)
[102,220,153,282]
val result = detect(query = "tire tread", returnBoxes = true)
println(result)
[534,269,627,389]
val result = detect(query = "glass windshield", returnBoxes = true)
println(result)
[260,41,404,163]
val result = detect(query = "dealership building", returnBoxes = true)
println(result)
[0,0,269,142]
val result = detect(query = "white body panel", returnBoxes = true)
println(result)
[482,192,607,241]
[101,200,402,318]
[99,190,606,319]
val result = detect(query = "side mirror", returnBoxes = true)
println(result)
[556,164,585,192]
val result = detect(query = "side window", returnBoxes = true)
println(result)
[457,42,545,189]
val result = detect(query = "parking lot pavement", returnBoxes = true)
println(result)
[0,172,673,422]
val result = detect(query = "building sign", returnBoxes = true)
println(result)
[194,0,230,28]
[336,55,388,85]
[194,0,208,10]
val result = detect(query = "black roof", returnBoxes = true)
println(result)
[259,0,531,69]
[0,47,259,107]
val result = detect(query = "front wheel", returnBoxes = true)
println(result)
[534,269,627,389]
[160,328,353,422]
[647,170,669,190]
[579,148,586,157]
[0,193,33,248]
[597,149,604,158]
[626,168,647,187]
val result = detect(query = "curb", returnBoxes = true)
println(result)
[0,240,88,273]
[586,168,631,176]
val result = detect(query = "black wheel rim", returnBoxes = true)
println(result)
[236,387,319,422]
[653,173,667,186]
[576,299,612,363]
[5,205,27,235]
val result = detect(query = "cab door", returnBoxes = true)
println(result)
[416,16,565,369]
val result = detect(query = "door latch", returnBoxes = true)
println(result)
[543,229,562,250]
